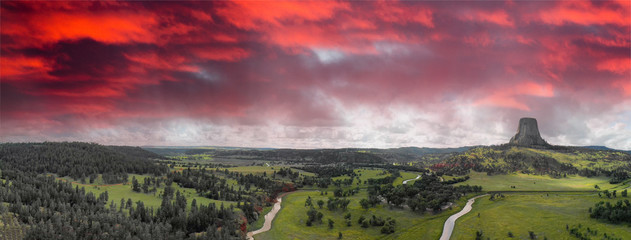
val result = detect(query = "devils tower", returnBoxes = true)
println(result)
[509,118,549,146]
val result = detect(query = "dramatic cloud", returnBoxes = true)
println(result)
[1,1,630,150]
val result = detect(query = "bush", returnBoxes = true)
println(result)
[380,218,396,234]
[475,230,483,240]
[529,231,536,239]
[361,220,370,228]
[358,216,365,224]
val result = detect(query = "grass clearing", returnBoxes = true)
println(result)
[169,153,214,161]
[62,174,237,211]
[331,169,391,186]
[256,189,472,240]
[451,193,631,239]
[456,171,617,191]
[218,166,316,177]
[393,171,421,186]
[524,148,629,170]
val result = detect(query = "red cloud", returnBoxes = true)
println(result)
[613,80,631,96]
[464,32,494,47]
[124,52,199,73]
[2,10,158,47]
[1,1,630,148]
[597,58,631,74]
[372,1,434,28]
[0,55,53,79]
[193,47,251,62]
[538,1,630,26]
[215,1,434,54]
[475,82,555,111]
[216,1,350,30]
[461,10,515,27]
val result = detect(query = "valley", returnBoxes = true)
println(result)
[3,1,629,239]
[1,139,630,240]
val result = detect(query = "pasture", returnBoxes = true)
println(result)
[393,171,421,186]
[256,190,472,240]
[61,174,238,211]
[220,166,316,177]
[451,193,631,239]
[455,171,618,191]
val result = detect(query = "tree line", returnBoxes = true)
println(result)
[367,173,482,212]
[0,142,168,184]
[0,171,243,239]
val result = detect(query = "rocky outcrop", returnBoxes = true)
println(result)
[509,118,549,146]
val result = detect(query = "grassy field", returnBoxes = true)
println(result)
[393,171,421,186]
[256,190,473,240]
[455,171,619,191]
[218,166,316,177]
[61,174,237,211]
[451,193,631,240]
[169,153,214,161]
[455,147,630,174]
[524,148,629,170]
[331,168,392,186]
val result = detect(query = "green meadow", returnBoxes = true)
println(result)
[256,190,472,240]
[330,168,399,186]
[169,153,214,161]
[524,148,630,170]
[60,174,237,211]
[451,193,631,240]
[219,166,316,177]
[455,171,618,191]
[393,171,421,186]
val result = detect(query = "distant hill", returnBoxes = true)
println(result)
[144,146,474,164]
[433,144,631,178]
[583,145,631,154]
[0,142,167,183]
[381,146,474,155]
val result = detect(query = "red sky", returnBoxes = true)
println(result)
[1,1,630,149]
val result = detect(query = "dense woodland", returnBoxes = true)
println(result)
[0,143,244,239]
[0,171,242,239]
[0,142,168,184]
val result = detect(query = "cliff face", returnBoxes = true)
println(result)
[509,118,549,146]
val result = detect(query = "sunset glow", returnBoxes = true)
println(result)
[1,1,630,149]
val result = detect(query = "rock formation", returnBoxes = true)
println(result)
[509,118,549,146]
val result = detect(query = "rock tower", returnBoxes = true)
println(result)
[509,118,549,146]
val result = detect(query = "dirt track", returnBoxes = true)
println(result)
[402,175,420,185]
[246,192,293,240]
[439,194,488,240]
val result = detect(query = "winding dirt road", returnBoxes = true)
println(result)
[439,194,488,240]
[246,192,291,240]
[402,175,420,185]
